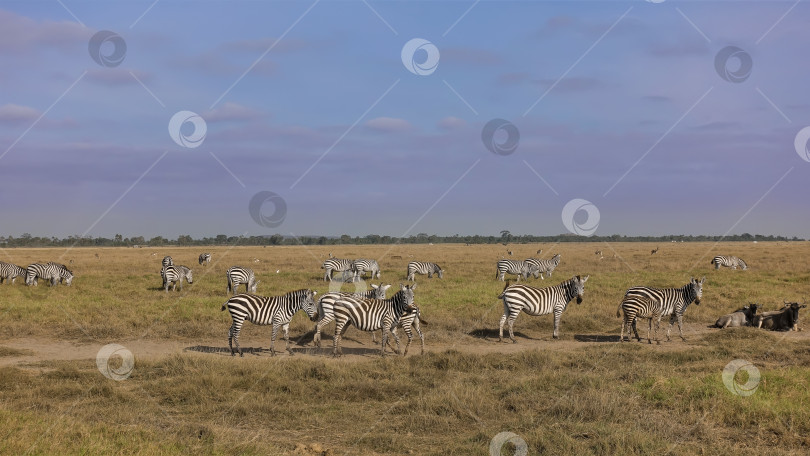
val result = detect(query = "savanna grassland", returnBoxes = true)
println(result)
[1,242,809,455]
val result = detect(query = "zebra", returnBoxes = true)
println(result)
[710,255,747,270]
[47,262,74,286]
[498,275,589,342]
[226,266,258,295]
[198,253,211,265]
[0,262,26,284]
[322,258,353,281]
[381,303,428,356]
[312,283,390,348]
[332,284,417,357]
[25,263,71,287]
[406,262,443,282]
[221,289,318,357]
[525,254,561,280]
[616,276,705,343]
[350,259,381,282]
[161,265,192,292]
[162,256,173,268]
[495,259,538,282]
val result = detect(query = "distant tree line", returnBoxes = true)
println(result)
[0,232,801,248]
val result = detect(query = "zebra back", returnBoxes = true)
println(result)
[227,266,257,293]
[0,262,26,282]
[501,275,589,315]
[26,263,61,286]
[622,277,705,318]
[334,284,416,331]
[318,283,390,320]
[222,289,318,325]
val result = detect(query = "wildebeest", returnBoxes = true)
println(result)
[753,302,806,331]
[712,303,759,329]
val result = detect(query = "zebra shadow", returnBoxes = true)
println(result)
[184,345,265,356]
[574,334,621,343]
[467,328,536,341]
[289,346,382,357]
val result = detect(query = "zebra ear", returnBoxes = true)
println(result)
[581,275,589,282]
[312,290,317,297]
[410,283,418,290]
[700,276,706,284]
[371,284,379,289]
[382,284,391,291]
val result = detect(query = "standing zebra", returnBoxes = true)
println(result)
[710,256,747,270]
[312,283,390,348]
[0,262,26,284]
[525,254,561,280]
[161,265,193,292]
[199,253,211,265]
[406,262,443,282]
[221,289,318,357]
[25,263,71,287]
[616,277,705,343]
[226,266,258,295]
[495,259,538,282]
[322,258,353,281]
[382,304,428,356]
[332,284,417,356]
[350,259,381,282]
[499,275,589,342]
[162,256,173,268]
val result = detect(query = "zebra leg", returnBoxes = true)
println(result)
[552,309,563,339]
[402,325,413,356]
[270,324,279,356]
[676,314,686,341]
[228,326,235,356]
[498,312,508,343]
[666,314,676,341]
[631,318,641,342]
[647,318,652,344]
[314,315,334,348]
[333,321,348,357]
[283,323,293,355]
[414,319,425,355]
[372,331,378,344]
[654,316,662,345]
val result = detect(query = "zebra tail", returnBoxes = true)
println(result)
[616,302,623,318]
[497,280,511,299]
[221,302,228,311]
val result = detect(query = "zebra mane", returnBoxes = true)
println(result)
[282,288,312,297]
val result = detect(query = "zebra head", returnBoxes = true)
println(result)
[738,258,748,270]
[573,275,589,304]
[185,268,193,284]
[689,276,705,305]
[434,265,444,279]
[370,283,391,299]
[303,289,319,321]
[62,270,74,286]
[399,283,417,310]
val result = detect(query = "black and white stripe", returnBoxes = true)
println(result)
[25,263,72,287]
[498,275,589,341]
[525,254,561,280]
[221,289,318,357]
[162,256,173,268]
[616,277,705,342]
[199,253,211,265]
[406,262,443,282]
[350,259,381,282]
[384,304,427,356]
[0,262,26,284]
[161,265,192,292]
[333,284,417,356]
[47,262,74,286]
[710,255,747,270]
[495,259,537,282]
[226,266,258,295]
[312,283,390,348]
[322,258,353,281]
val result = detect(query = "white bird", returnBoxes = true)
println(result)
[276,270,280,274]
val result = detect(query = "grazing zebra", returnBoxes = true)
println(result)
[332,284,417,356]
[161,265,192,292]
[47,262,74,286]
[525,254,561,280]
[499,275,589,341]
[382,304,428,356]
[495,259,537,282]
[710,255,747,270]
[198,253,211,265]
[221,289,318,357]
[322,258,353,281]
[616,277,705,343]
[0,262,26,284]
[312,283,390,348]
[350,259,381,282]
[406,262,443,282]
[226,266,258,295]
[25,263,71,287]
[162,256,173,268]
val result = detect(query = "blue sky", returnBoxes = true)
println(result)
[1,0,808,239]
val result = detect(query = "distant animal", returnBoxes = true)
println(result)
[525,254,561,280]
[495,259,537,282]
[712,304,759,329]
[617,277,705,342]
[498,275,589,341]
[253,258,260,263]
[162,256,173,268]
[753,302,806,331]
[221,289,318,357]
[198,253,211,265]
[711,255,747,270]
[226,266,258,295]
[507,250,513,256]
[407,262,443,282]
[161,265,192,292]
[322,258,353,282]
[69,259,74,264]
[651,246,659,255]
[312,284,390,348]
[350,259,381,282]
[0,262,26,285]
[536,249,542,254]
[595,250,602,256]
[95,253,99,259]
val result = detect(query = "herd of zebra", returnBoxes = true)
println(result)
[0,261,73,287]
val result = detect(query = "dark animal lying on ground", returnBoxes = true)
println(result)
[753,301,806,331]
[712,303,758,328]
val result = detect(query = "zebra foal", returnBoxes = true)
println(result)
[710,256,747,270]
[161,265,192,292]
[406,262,443,282]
